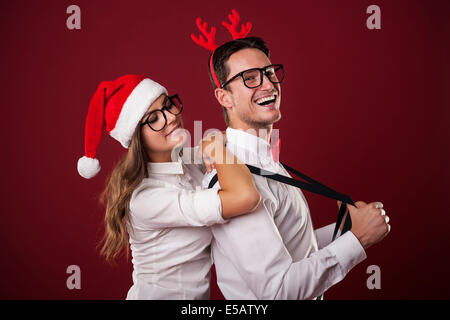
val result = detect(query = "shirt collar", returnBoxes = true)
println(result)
[146,157,184,175]
[225,127,272,160]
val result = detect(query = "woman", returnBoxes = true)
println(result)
[77,74,260,299]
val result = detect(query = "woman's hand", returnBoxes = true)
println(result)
[199,130,227,173]
[199,130,260,219]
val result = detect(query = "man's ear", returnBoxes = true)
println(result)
[214,88,233,110]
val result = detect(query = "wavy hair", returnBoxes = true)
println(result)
[98,124,149,262]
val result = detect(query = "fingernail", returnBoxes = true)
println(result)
[375,202,383,209]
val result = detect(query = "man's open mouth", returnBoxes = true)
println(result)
[254,94,277,106]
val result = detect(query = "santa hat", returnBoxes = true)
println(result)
[77,74,167,179]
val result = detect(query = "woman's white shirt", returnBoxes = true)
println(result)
[126,158,226,300]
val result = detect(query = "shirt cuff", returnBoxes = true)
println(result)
[326,231,367,275]
[193,188,227,225]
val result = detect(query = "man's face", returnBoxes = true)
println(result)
[223,48,281,129]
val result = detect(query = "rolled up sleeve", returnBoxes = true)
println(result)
[130,186,226,229]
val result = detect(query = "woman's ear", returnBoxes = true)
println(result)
[214,88,233,109]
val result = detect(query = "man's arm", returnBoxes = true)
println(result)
[211,197,366,300]
[315,223,337,250]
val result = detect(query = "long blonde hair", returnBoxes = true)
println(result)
[99,124,149,262]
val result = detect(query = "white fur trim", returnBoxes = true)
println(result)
[110,78,167,148]
[77,156,101,179]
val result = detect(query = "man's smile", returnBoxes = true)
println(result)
[253,93,278,109]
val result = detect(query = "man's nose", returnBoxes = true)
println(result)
[260,73,275,90]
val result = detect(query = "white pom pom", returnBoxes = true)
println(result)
[77,156,101,179]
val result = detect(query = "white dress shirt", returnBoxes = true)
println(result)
[203,127,367,300]
[126,157,226,300]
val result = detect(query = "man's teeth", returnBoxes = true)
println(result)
[255,95,276,105]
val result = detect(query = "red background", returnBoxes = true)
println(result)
[0,0,449,299]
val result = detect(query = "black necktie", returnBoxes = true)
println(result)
[208,162,354,240]
[208,161,356,300]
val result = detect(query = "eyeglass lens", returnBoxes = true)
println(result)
[147,95,182,131]
[243,65,284,88]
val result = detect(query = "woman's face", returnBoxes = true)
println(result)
[140,94,185,162]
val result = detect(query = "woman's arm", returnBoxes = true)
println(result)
[201,132,261,219]
[130,185,226,229]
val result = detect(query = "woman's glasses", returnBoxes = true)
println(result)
[221,64,284,89]
[140,94,183,132]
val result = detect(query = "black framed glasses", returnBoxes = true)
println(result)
[221,64,284,89]
[140,94,183,131]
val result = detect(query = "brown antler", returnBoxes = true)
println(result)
[190,18,218,51]
[222,9,252,40]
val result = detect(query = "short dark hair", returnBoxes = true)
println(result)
[207,37,270,125]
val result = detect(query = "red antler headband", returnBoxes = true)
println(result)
[191,9,252,89]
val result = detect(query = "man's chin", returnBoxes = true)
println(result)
[272,113,282,124]
[247,112,281,128]
[261,109,281,125]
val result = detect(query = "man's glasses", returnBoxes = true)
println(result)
[221,64,284,89]
[140,94,183,132]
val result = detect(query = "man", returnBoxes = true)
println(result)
[202,37,391,299]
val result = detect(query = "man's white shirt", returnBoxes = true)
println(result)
[202,127,367,300]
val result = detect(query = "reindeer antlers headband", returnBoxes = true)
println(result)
[191,9,252,88]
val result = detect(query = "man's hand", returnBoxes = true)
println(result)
[337,200,390,250]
